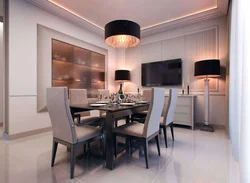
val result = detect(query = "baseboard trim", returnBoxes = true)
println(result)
[2,127,52,140]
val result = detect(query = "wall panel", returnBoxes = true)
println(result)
[125,16,228,126]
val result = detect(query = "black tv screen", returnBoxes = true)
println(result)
[141,59,182,86]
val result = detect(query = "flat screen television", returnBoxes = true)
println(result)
[141,59,182,86]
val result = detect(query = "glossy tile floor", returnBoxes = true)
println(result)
[0,127,240,183]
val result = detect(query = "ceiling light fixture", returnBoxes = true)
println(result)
[105,20,140,48]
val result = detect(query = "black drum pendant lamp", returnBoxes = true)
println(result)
[105,20,140,48]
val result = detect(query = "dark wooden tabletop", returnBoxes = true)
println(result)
[70,103,149,112]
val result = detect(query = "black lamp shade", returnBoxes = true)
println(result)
[105,20,140,48]
[115,70,130,81]
[194,59,221,78]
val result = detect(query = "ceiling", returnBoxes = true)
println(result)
[26,0,229,37]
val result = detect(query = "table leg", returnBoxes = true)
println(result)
[105,112,115,170]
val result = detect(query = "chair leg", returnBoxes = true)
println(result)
[143,139,149,169]
[170,123,174,141]
[155,135,161,156]
[51,139,58,167]
[114,134,117,159]
[88,142,91,151]
[70,144,76,179]
[100,139,102,149]
[129,137,133,155]
[83,144,86,153]
[102,135,106,160]
[163,126,168,148]
[131,115,134,122]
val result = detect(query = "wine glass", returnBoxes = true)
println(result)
[98,93,103,101]
[110,93,115,104]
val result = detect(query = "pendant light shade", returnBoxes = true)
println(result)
[105,20,140,48]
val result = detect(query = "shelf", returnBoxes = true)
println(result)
[53,79,88,83]
[52,39,105,91]
[53,59,105,70]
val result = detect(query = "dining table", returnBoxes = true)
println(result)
[70,102,149,170]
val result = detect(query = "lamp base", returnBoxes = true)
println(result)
[200,124,214,132]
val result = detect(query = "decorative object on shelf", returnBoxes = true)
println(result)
[53,53,60,60]
[182,89,184,95]
[105,20,140,48]
[194,59,220,132]
[61,57,66,61]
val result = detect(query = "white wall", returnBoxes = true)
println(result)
[125,16,228,127]
[7,0,117,135]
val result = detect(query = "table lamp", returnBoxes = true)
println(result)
[115,70,130,94]
[194,59,220,132]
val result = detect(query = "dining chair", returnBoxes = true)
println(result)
[69,89,102,125]
[113,88,165,168]
[160,88,178,148]
[47,87,104,179]
[131,89,152,122]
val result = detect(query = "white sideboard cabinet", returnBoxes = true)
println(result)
[165,95,195,130]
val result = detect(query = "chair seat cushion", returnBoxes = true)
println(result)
[100,112,106,118]
[114,122,144,138]
[75,125,102,142]
[140,110,148,115]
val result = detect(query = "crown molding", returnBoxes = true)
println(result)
[25,0,104,37]
[25,0,229,38]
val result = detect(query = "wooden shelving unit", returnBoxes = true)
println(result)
[52,39,105,97]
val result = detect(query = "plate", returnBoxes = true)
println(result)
[120,103,136,106]
[89,103,107,107]
[137,100,148,104]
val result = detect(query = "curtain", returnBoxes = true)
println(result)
[229,0,250,182]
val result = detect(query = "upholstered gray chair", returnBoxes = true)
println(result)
[69,89,102,125]
[47,87,104,179]
[160,88,178,148]
[131,89,152,122]
[113,88,165,168]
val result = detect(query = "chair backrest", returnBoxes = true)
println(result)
[162,88,178,126]
[98,89,110,100]
[143,88,165,138]
[47,87,77,144]
[142,89,152,102]
[69,89,90,116]
[69,89,88,105]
